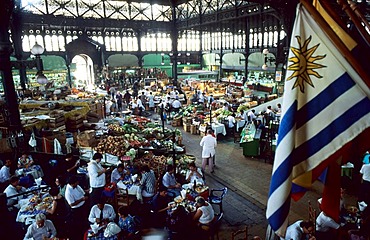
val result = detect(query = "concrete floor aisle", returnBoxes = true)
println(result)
[176,124,324,239]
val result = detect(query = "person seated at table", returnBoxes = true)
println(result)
[315,210,341,239]
[140,164,156,200]
[185,162,204,186]
[88,197,116,225]
[46,187,68,237]
[111,164,126,184]
[281,220,315,240]
[18,152,34,168]
[193,196,215,229]
[3,175,26,210]
[167,205,194,238]
[55,175,67,198]
[162,165,182,198]
[24,213,57,240]
[0,159,12,191]
[151,186,171,228]
[118,206,138,239]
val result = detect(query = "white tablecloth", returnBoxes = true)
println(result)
[211,123,226,136]
[117,180,142,200]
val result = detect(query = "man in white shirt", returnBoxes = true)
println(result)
[171,97,182,113]
[88,153,107,207]
[24,213,57,240]
[359,163,370,203]
[247,109,257,123]
[3,175,26,209]
[65,175,89,239]
[200,129,217,173]
[88,199,116,224]
[281,220,315,240]
[0,159,11,190]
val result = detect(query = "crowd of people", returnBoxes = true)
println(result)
[1,148,223,239]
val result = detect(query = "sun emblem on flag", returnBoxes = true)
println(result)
[286,36,326,93]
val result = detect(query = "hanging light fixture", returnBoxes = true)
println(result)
[31,43,48,85]
[36,73,48,85]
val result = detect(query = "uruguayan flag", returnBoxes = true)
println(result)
[266,4,370,237]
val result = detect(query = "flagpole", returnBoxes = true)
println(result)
[300,0,370,88]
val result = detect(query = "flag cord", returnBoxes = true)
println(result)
[300,0,370,88]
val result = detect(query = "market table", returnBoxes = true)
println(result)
[211,123,226,136]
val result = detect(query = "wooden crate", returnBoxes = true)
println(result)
[183,124,191,132]
[190,125,198,135]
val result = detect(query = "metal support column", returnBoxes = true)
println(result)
[0,0,22,131]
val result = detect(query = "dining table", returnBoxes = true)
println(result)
[116,174,142,200]
[16,186,52,225]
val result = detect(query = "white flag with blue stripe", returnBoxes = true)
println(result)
[266,4,370,237]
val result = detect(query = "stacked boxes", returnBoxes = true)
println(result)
[48,110,65,130]
[66,113,85,132]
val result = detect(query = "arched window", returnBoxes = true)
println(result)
[29,35,36,49]
[263,32,268,47]
[268,31,274,47]
[110,36,116,51]
[121,36,127,51]
[52,35,59,51]
[105,36,111,51]
[115,36,121,51]
[44,35,52,51]
[128,36,134,51]
[58,35,65,51]
[258,33,262,47]
[253,33,258,47]
[22,35,30,52]
[36,35,44,48]
[132,36,138,51]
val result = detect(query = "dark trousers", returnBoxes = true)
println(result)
[66,203,89,240]
[90,186,104,207]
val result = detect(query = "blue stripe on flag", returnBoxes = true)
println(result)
[268,196,291,230]
[276,101,297,146]
[268,153,294,198]
[293,97,370,166]
[296,73,355,129]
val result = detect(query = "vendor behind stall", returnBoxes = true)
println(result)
[171,97,182,113]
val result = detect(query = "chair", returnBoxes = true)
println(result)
[308,200,317,236]
[208,187,227,214]
[231,226,248,240]
[116,188,135,210]
[208,212,223,240]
